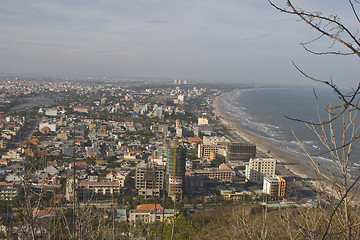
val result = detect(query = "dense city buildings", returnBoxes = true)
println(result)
[0,77,316,238]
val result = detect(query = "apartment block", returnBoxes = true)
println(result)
[191,168,233,181]
[135,166,165,198]
[245,158,276,183]
[76,180,121,199]
[226,142,256,164]
[263,175,286,198]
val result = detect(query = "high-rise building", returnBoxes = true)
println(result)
[166,142,186,200]
[263,175,286,198]
[245,158,276,183]
[135,166,165,198]
[198,117,209,125]
[197,136,229,160]
[226,142,256,164]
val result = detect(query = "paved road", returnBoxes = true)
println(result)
[7,118,39,149]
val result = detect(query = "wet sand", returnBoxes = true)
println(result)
[212,92,316,180]
[212,91,360,203]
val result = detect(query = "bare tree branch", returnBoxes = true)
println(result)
[349,0,360,23]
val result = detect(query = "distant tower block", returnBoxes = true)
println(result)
[59,117,63,127]
[183,80,187,84]
[176,119,180,128]
[176,127,183,138]
[178,95,185,103]
[166,142,186,200]
[198,117,208,125]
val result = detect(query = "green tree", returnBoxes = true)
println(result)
[152,213,196,240]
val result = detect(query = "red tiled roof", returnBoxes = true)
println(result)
[136,204,163,210]
[75,105,92,108]
[187,137,203,142]
[75,162,88,166]
[40,126,50,131]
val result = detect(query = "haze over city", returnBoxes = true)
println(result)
[1,0,359,86]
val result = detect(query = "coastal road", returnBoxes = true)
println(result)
[7,118,39,149]
[185,92,212,117]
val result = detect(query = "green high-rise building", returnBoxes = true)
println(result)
[165,144,186,200]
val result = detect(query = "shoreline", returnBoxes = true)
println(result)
[212,90,360,203]
[212,91,316,180]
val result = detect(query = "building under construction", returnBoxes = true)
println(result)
[135,165,165,198]
[165,142,186,200]
[226,142,256,165]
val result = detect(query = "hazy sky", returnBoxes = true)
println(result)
[1,0,359,86]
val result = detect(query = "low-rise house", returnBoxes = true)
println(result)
[8,164,24,175]
[33,207,57,218]
[39,122,57,132]
[2,149,21,160]
[0,139,7,149]
[0,182,22,200]
[37,165,59,176]
[77,180,121,197]
[217,184,252,200]
[48,160,63,167]
[129,204,176,223]
[0,158,9,166]
[74,162,88,170]
[57,132,69,141]
[123,153,141,161]
[114,209,127,222]
[106,171,126,187]
[28,138,40,145]
[5,174,21,182]
[191,168,233,181]
[74,105,93,113]
[0,169,7,176]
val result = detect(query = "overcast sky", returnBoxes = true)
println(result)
[1,0,359,86]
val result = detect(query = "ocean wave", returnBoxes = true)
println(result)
[315,155,335,163]
[221,87,360,177]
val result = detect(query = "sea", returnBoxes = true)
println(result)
[221,86,360,177]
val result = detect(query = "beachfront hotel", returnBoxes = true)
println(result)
[263,175,286,198]
[245,158,276,183]
[226,142,256,165]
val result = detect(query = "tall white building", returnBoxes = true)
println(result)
[198,117,209,125]
[245,158,276,183]
[178,95,185,103]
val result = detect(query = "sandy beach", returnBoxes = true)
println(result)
[212,91,316,180]
[212,91,360,203]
